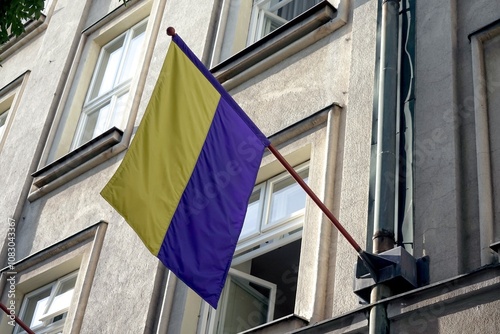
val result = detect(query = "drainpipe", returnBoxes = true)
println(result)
[370,0,400,333]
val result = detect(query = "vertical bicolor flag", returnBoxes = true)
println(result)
[100,33,270,308]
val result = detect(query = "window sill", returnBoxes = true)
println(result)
[211,1,339,90]
[0,15,48,60]
[29,127,123,201]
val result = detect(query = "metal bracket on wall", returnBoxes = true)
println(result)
[353,246,430,303]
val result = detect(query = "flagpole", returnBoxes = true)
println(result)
[267,144,377,272]
[0,302,35,334]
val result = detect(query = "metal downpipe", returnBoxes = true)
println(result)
[370,0,400,333]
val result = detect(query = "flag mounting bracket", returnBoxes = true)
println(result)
[353,246,430,303]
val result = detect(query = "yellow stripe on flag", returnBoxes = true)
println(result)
[101,42,220,255]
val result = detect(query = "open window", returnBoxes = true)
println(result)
[203,163,308,333]
[216,268,277,333]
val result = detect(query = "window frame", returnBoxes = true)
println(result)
[14,271,79,334]
[248,0,319,44]
[0,108,9,141]
[235,162,309,262]
[213,268,277,334]
[0,72,30,153]
[71,18,148,150]
[210,0,340,89]
[469,19,500,264]
[29,0,162,201]
[0,0,56,59]
[0,222,107,334]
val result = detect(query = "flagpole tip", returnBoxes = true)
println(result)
[166,27,176,36]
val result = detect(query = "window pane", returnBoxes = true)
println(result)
[89,35,126,100]
[77,102,110,146]
[275,0,320,20]
[109,92,129,129]
[92,103,112,138]
[268,169,308,226]
[46,276,77,317]
[219,239,301,332]
[22,287,52,328]
[118,23,147,84]
[257,0,321,39]
[0,109,8,139]
[218,275,271,334]
[240,188,262,240]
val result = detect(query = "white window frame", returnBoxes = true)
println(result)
[71,18,148,150]
[42,0,54,16]
[14,271,79,334]
[248,0,294,43]
[235,162,309,262]
[211,0,325,66]
[41,0,154,166]
[0,73,28,153]
[0,109,9,140]
[212,268,277,334]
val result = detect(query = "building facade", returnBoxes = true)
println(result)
[0,0,499,333]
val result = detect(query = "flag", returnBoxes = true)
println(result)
[100,33,270,308]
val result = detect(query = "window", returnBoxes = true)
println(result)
[212,0,322,65]
[0,73,28,151]
[0,108,8,140]
[237,163,309,257]
[0,222,106,334]
[1,0,54,57]
[42,0,54,16]
[249,0,321,43]
[14,272,78,334]
[29,0,158,199]
[44,4,151,164]
[215,239,301,333]
[71,19,147,149]
[206,163,308,333]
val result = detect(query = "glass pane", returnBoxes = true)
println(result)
[262,14,285,36]
[109,93,129,129]
[240,189,262,240]
[275,0,320,20]
[0,109,8,139]
[46,276,77,317]
[268,169,308,226]
[259,0,320,37]
[118,23,147,84]
[76,102,110,147]
[89,35,126,100]
[218,276,270,334]
[23,287,52,328]
[77,110,99,146]
[92,103,112,138]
